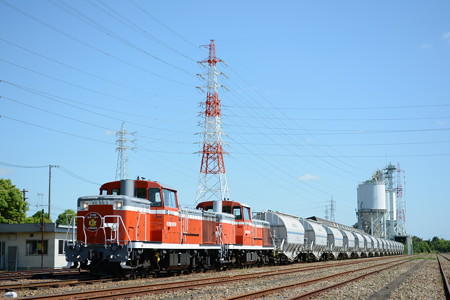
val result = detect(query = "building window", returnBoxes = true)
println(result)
[26,240,48,255]
[58,240,65,255]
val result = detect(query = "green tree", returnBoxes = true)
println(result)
[429,236,450,253]
[0,179,28,223]
[56,209,76,225]
[24,210,52,223]
[412,235,432,253]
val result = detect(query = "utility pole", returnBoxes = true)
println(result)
[21,189,28,202]
[41,208,44,269]
[48,165,59,221]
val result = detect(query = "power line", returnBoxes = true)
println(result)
[51,0,194,75]
[225,103,450,110]
[1,80,196,134]
[227,114,450,122]
[0,58,174,108]
[88,0,197,62]
[227,127,450,135]
[1,96,115,131]
[224,71,373,177]
[129,0,200,50]
[0,0,191,86]
[0,38,182,102]
[229,140,450,147]
[230,152,450,158]
[0,162,48,168]
[0,114,113,145]
[59,166,102,186]
[0,114,194,155]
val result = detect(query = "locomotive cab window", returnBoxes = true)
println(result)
[233,206,242,220]
[112,188,120,195]
[100,189,108,195]
[135,188,146,199]
[163,189,177,208]
[222,205,231,214]
[243,206,251,220]
[149,188,162,207]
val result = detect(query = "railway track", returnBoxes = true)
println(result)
[225,257,411,299]
[13,256,410,299]
[0,268,86,281]
[437,253,450,299]
[1,255,402,294]
[0,276,113,293]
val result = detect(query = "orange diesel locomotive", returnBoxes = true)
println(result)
[65,179,273,274]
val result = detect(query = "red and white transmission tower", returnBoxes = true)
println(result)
[195,40,229,211]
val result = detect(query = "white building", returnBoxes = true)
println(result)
[0,223,72,270]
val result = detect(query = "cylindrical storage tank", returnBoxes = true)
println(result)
[357,181,387,210]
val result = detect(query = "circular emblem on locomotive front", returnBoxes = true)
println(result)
[84,212,102,232]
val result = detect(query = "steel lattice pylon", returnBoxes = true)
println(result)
[196,40,229,207]
[115,122,136,181]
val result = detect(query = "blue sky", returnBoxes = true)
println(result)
[1,1,449,240]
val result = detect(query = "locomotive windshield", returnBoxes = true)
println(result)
[163,189,177,208]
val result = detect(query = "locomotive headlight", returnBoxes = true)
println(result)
[80,201,89,210]
[114,200,123,210]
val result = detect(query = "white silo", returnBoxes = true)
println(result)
[356,180,387,238]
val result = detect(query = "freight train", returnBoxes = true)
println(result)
[64,179,403,275]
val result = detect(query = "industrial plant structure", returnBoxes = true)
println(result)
[356,163,411,253]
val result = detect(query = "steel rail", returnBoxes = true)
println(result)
[437,254,450,299]
[6,255,399,293]
[225,258,411,300]
[0,276,111,292]
[439,253,450,262]
[16,256,408,300]
[0,268,85,281]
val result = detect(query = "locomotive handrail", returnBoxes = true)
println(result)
[65,215,87,245]
[103,215,132,245]
[135,212,148,241]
